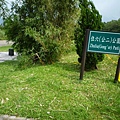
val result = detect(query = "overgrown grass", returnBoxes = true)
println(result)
[0,50,120,120]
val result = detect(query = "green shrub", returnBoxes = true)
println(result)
[4,0,78,66]
[74,0,104,70]
[4,14,64,64]
[0,29,7,40]
[16,53,33,69]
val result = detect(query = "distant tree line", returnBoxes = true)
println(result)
[103,18,120,33]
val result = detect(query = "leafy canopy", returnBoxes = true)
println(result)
[4,0,78,64]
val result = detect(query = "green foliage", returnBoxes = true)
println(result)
[74,0,104,70]
[0,0,9,19]
[103,18,120,32]
[0,25,7,39]
[4,0,78,65]
[0,29,7,40]
[15,53,34,70]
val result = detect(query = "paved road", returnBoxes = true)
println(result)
[0,40,17,62]
[0,115,34,120]
[0,52,17,62]
[0,40,13,46]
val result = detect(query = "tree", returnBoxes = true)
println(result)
[74,0,104,70]
[4,0,78,64]
[103,18,120,32]
[50,0,80,48]
[0,0,8,19]
[0,0,8,39]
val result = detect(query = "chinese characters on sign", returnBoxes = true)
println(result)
[87,31,120,55]
[80,30,120,82]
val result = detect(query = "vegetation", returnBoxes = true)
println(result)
[4,0,79,64]
[0,1,120,119]
[0,0,8,40]
[74,0,104,70]
[0,47,120,119]
[0,45,10,51]
[0,25,7,40]
[0,0,8,19]
[0,29,7,40]
[103,18,120,32]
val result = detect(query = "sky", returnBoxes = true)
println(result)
[7,0,120,22]
[91,0,120,22]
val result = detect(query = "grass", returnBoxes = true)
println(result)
[0,46,12,52]
[0,49,120,120]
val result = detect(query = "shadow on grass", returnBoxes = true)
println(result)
[0,60,80,73]
[0,60,18,66]
[52,62,81,83]
[84,69,120,86]
[108,77,120,87]
[1,60,119,86]
[54,62,80,73]
[0,60,40,71]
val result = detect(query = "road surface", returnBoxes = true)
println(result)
[0,40,13,46]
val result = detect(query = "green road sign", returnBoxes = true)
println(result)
[87,31,120,55]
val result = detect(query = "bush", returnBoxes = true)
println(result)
[74,0,104,70]
[16,53,33,69]
[0,29,7,40]
[4,0,75,65]
[5,16,64,65]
